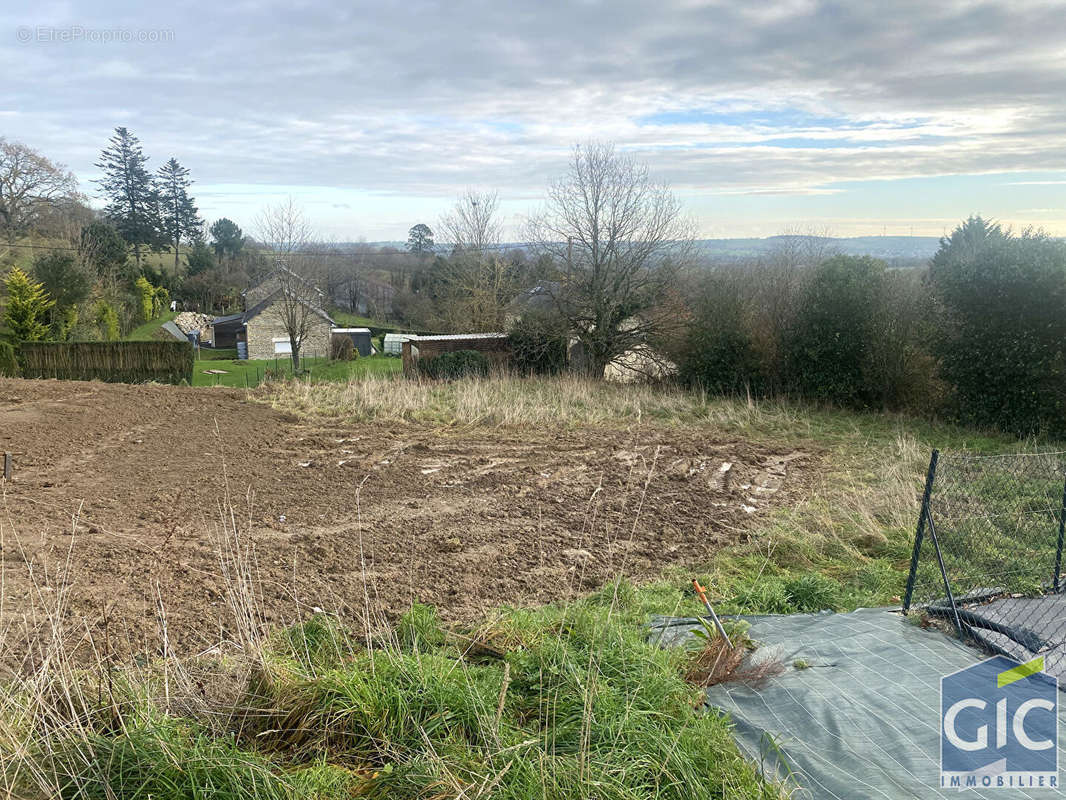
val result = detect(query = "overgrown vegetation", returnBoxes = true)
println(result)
[675,217,1065,438]
[420,349,491,380]
[2,578,779,799]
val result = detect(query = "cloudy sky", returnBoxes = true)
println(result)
[4,0,1066,241]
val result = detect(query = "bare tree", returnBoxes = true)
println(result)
[526,142,694,377]
[439,189,501,253]
[254,195,313,255]
[254,197,322,369]
[432,190,519,330]
[0,138,80,247]
[748,224,839,390]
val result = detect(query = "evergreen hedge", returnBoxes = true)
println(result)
[18,341,194,384]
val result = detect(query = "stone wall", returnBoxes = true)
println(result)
[245,300,332,361]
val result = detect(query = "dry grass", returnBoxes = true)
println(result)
[265,373,811,433]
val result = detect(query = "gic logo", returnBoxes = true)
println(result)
[941,655,1058,790]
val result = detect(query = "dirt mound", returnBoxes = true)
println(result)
[0,378,814,667]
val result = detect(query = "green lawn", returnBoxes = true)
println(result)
[192,353,401,387]
[328,309,384,328]
[125,311,178,341]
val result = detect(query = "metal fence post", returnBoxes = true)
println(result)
[903,449,939,612]
[926,508,964,637]
[1054,474,1066,593]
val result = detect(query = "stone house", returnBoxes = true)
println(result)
[243,291,335,361]
[211,266,336,360]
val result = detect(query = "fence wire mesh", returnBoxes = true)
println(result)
[904,450,1066,670]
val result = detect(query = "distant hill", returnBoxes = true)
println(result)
[693,235,942,262]
[356,235,943,264]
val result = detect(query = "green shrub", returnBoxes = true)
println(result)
[679,319,765,395]
[785,255,887,408]
[421,349,489,380]
[94,300,120,341]
[930,219,1066,436]
[509,313,568,375]
[0,341,19,377]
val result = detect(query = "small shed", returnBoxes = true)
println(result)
[383,333,416,356]
[402,333,511,375]
[331,327,374,357]
[211,313,245,349]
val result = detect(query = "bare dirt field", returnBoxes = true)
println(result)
[0,378,814,667]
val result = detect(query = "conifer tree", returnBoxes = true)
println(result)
[3,266,54,344]
[158,158,202,271]
[94,127,159,267]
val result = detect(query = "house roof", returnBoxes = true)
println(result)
[242,264,325,299]
[159,320,189,341]
[211,313,243,325]
[508,282,560,315]
[242,289,336,327]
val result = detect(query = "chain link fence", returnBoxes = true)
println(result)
[903,449,1066,672]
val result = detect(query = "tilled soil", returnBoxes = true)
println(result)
[0,378,814,667]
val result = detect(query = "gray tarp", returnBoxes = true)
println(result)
[929,594,1066,683]
[650,608,1066,800]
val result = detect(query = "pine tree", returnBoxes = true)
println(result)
[3,267,54,344]
[209,218,244,262]
[158,158,202,272]
[94,127,160,268]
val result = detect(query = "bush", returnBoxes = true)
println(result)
[678,311,765,395]
[420,349,489,380]
[509,313,568,375]
[0,341,19,377]
[930,220,1066,436]
[785,255,887,408]
[331,336,355,361]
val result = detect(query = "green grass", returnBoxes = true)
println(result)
[192,353,401,387]
[328,309,387,328]
[3,591,779,799]
[125,310,178,341]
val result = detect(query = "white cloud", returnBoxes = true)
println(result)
[3,0,1066,236]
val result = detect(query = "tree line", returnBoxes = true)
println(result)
[2,131,1063,438]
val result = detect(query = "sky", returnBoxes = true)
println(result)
[3,0,1066,241]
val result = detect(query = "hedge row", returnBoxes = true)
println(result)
[17,341,194,385]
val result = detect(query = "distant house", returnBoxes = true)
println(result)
[243,291,335,360]
[505,281,560,327]
[211,267,336,360]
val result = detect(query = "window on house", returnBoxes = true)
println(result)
[273,338,293,355]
